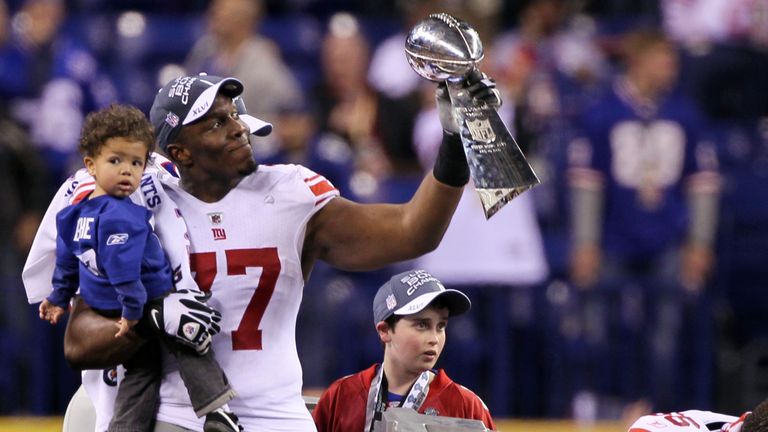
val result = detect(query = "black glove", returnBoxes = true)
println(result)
[433,69,502,187]
[436,69,502,134]
[149,289,222,355]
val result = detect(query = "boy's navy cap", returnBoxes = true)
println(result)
[373,270,471,324]
[150,73,273,151]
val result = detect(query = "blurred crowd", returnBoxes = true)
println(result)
[0,0,767,421]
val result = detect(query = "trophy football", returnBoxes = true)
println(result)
[405,13,540,219]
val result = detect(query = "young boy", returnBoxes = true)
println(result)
[37,104,242,432]
[312,269,496,431]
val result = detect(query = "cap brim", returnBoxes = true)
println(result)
[393,289,471,318]
[241,114,273,137]
[182,77,244,125]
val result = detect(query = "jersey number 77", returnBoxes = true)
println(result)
[190,248,280,350]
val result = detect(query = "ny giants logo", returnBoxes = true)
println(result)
[212,228,227,241]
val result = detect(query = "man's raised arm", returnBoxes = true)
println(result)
[306,72,501,271]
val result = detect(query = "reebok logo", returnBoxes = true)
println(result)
[106,233,129,245]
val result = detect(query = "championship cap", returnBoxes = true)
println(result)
[150,73,273,151]
[373,269,471,324]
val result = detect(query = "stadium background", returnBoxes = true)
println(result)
[0,0,767,430]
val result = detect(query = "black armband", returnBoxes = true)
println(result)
[432,131,469,187]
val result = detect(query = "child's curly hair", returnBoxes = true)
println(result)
[744,399,768,432]
[79,104,155,158]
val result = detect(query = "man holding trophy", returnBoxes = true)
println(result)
[43,14,517,432]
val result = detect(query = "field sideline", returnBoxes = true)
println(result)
[0,417,627,431]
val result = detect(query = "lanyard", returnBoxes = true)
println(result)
[364,364,432,432]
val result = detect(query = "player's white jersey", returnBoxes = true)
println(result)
[156,164,338,431]
[628,410,748,432]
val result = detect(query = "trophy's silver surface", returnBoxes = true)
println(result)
[373,407,490,431]
[405,13,540,218]
[404,13,482,83]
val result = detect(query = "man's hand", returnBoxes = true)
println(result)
[150,289,222,355]
[436,69,501,134]
[466,69,502,108]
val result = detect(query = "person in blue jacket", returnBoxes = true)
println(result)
[37,104,242,432]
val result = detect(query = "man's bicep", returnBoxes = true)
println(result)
[64,297,142,370]
[308,198,408,271]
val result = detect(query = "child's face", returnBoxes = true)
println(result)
[84,137,148,198]
[382,306,449,375]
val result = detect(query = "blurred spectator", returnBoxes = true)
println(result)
[0,103,48,327]
[489,0,609,261]
[366,0,440,99]
[661,0,768,51]
[0,0,117,191]
[566,29,721,410]
[310,12,422,201]
[0,104,47,274]
[184,0,304,123]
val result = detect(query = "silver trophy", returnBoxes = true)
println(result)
[405,13,540,219]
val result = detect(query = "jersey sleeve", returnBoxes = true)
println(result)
[22,172,89,303]
[628,411,738,432]
[297,165,340,208]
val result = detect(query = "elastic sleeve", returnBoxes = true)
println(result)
[113,280,146,321]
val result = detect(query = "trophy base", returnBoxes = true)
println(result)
[477,186,534,219]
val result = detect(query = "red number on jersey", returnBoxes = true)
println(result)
[189,248,281,350]
[664,413,701,428]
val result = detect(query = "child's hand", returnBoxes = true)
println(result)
[115,318,138,338]
[38,299,66,324]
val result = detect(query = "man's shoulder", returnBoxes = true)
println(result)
[249,164,339,200]
[255,163,314,177]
